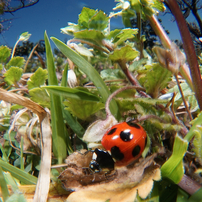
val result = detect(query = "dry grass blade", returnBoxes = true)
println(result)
[33,112,52,202]
[0,88,46,121]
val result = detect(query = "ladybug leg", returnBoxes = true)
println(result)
[89,159,102,173]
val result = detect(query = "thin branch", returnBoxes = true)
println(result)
[4,0,39,13]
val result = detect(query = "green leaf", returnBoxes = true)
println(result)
[78,7,97,29]
[89,10,109,31]
[61,63,68,87]
[63,108,85,139]
[116,97,168,113]
[100,69,126,80]
[176,189,189,202]
[51,37,119,118]
[74,29,105,44]
[4,172,19,192]
[184,110,202,142]
[140,63,172,98]
[121,9,136,27]
[152,0,166,12]
[192,127,202,164]
[45,31,71,163]
[0,158,37,184]
[109,45,139,62]
[113,28,138,46]
[64,99,104,120]
[73,44,93,57]
[27,67,48,90]
[61,23,79,36]
[0,165,9,201]
[130,0,142,13]
[108,29,121,40]
[161,135,188,183]
[147,118,182,132]
[6,193,27,202]
[188,187,202,202]
[4,67,23,85]
[18,32,31,42]
[6,56,25,69]
[0,45,11,63]
[129,58,148,71]
[42,86,100,102]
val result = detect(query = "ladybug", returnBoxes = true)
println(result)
[101,122,147,166]
[89,148,114,172]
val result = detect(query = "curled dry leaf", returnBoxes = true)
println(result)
[0,88,46,122]
[59,151,161,202]
[59,150,117,190]
[82,115,118,148]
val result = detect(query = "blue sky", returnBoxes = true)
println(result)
[1,0,183,47]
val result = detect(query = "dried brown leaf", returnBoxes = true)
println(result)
[0,88,46,121]
[60,153,161,202]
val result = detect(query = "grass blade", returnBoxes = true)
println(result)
[0,165,9,201]
[45,31,72,163]
[0,159,37,185]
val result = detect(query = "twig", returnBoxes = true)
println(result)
[105,86,146,117]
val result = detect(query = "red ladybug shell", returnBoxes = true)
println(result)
[101,122,147,166]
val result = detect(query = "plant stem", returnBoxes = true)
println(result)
[147,14,194,92]
[165,0,202,110]
[105,85,145,117]
[136,12,144,59]
[178,174,201,195]
[11,39,20,58]
[147,15,171,49]
[24,43,39,72]
[118,60,149,97]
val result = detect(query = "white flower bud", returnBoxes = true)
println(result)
[67,69,78,88]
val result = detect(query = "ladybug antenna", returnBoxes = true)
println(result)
[105,86,145,117]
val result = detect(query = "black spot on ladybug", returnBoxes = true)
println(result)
[132,145,141,157]
[111,146,124,161]
[107,128,117,135]
[120,130,133,142]
[127,122,141,129]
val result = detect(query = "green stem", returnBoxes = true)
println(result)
[11,39,20,58]
[136,12,144,59]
